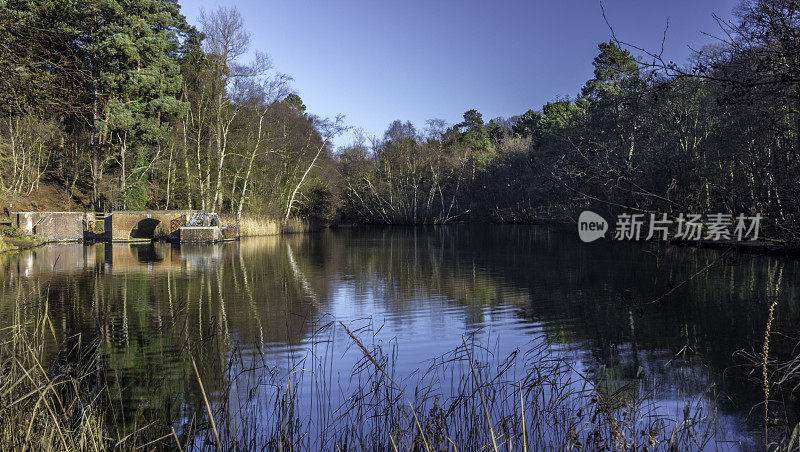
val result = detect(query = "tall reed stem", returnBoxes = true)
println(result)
[763,299,779,449]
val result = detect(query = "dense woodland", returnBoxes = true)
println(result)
[1,0,800,239]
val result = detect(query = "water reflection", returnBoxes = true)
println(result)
[0,241,235,279]
[0,225,797,447]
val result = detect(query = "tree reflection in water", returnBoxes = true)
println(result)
[0,225,797,448]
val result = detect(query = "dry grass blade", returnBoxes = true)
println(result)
[172,426,185,452]
[462,336,499,452]
[519,380,527,452]
[339,321,431,452]
[192,356,222,451]
[763,299,779,449]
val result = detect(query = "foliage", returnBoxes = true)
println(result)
[456,108,495,167]
[0,2,339,220]
[2,225,22,238]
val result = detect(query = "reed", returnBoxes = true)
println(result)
[0,301,156,449]
[763,298,779,449]
[0,298,767,451]
[220,215,316,237]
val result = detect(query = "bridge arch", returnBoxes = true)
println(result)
[130,218,162,240]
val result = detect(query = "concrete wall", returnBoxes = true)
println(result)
[12,212,45,234]
[10,212,91,242]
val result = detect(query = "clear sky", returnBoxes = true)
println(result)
[177,0,739,148]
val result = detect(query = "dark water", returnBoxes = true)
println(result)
[1,225,798,448]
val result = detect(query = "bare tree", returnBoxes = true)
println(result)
[199,6,272,212]
[284,115,347,221]
[236,74,293,219]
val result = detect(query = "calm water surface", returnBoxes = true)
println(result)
[1,225,798,448]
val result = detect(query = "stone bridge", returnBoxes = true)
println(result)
[105,210,238,242]
[107,210,201,241]
[8,210,238,242]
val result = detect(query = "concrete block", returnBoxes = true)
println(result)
[178,226,222,243]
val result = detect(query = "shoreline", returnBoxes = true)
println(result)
[10,217,800,259]
[0,237,46,254]
[333,219,800,258]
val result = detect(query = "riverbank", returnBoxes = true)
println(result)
[0,236,45,253]
[497,216,800,256]
[336,218,800,256]
[0,223,46,253]
[668,237,800,256]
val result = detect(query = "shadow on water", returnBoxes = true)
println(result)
[0,225,797,448]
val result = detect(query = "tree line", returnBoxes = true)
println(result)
[0,1,339,220]
[338,0,800,241]
[1,0,799,240]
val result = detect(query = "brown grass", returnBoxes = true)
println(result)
[220,215,317,237]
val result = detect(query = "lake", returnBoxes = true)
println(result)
[1,225,797,449]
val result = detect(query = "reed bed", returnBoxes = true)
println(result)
[0,300,161,450]
[220,216,315,237]
[184,319,722,451]
[0,305,732,451]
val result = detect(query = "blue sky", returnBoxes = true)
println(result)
[177,0,738,148]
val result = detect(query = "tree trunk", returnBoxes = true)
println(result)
[119,132,127,210]
[285,139,327,222]
[237,115,265,220]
